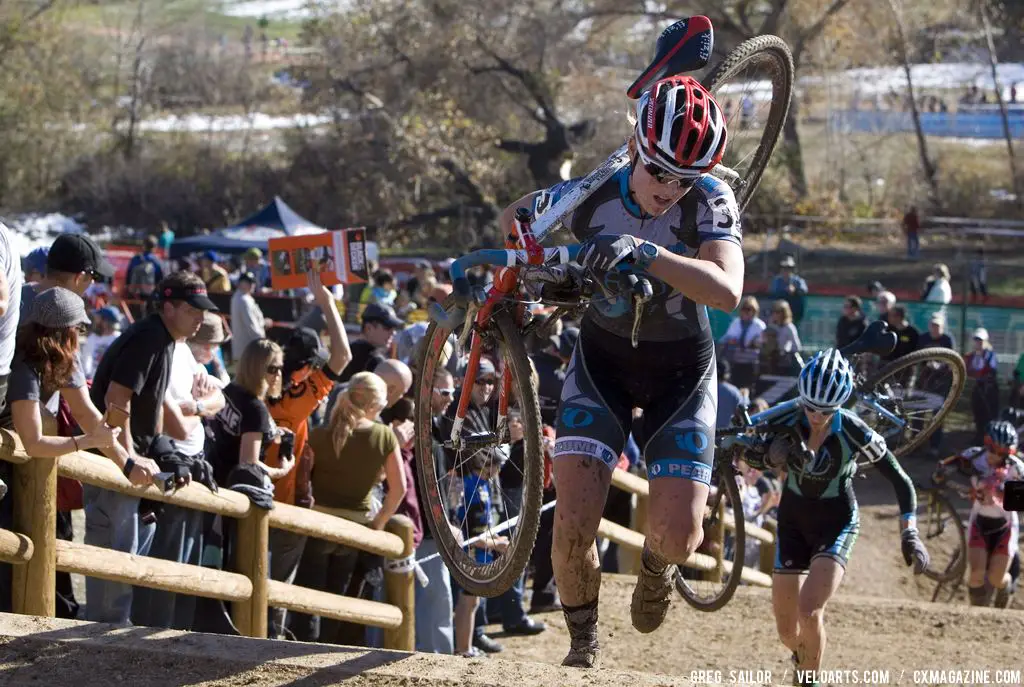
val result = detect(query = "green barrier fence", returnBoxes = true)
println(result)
[709,294,1024,373]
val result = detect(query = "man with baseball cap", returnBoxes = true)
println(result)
[769,254,808,326]
[198,250,231,294]
[337,303,405,384]
[242,247,271,291]
[85,271,217,625]
[21,233,116,318]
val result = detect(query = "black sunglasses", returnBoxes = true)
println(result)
[641,160,695,187]
[266,365,283,375]
[474,378,497,386]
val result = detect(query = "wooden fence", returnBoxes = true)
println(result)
[606,467,777,588]
[0,429,416,649]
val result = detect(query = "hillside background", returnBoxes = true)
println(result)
[1,0,1022,252]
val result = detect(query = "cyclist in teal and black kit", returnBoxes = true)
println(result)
[500,76,743,668]
[735,349,929,686]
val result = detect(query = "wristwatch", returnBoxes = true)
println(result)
[634,241,659,271]
[195,400,205,416]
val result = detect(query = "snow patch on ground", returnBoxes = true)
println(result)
[139,112,332,133]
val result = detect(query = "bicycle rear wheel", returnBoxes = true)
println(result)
[702,35,794,212]
[413,297,544,597]
[856,348,966,458]
[917,487,967,584]
[675,463,746,611]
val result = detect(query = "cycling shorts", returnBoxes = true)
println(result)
[775,492,859,573]
[553,319,717,485]
[968,514,1017,557]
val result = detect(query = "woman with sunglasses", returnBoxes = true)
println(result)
[734,349,927,686]
[500,75,741,666]
[933,420,1023,608]
[208,339,295,488]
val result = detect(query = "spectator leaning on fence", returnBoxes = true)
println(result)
[288,372,406,646]
[0,288,125,613]
[965,328,1000,444]
[718,295,766,390]
[87,271,217,625]
[262,271,352,638]
[769,255,808,326]
[132,307,228,631]
[835,296,866,350]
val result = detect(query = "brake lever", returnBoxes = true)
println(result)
[624,273,653,349]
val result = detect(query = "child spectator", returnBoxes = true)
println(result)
[82,307,122,380]
[453,451,509,658]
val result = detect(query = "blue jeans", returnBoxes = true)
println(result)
[415,538,454,654]
[495,486,528,630]
[907,233,920,258]
[84,486,154,624]
[131,504,204,629]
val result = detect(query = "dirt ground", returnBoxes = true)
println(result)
[42,458,1023,686]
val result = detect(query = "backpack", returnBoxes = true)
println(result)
[128,257,157,290]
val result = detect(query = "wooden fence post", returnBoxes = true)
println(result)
[232,507,269,638]
[12,456,57,616]
[383,514,415,651]
[759,518,777,577]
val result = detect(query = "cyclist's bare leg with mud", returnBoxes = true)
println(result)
[772,572,804,660]
[632,478,709,631]
[793,558,844,673]
[552,453,612,668]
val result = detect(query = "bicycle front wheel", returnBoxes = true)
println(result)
[413,297,545,597]
[675,464,746,611]
[856,348,966,458]
[917,487,967,584]
[702,35,794,212]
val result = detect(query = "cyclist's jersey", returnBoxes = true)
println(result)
[754,406,916,517]
[534,167,741,343]
[960,446,1024,523]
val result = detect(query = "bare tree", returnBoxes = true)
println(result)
[978,0,1022,210]
[886,0,940,209]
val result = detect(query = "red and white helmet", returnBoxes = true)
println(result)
[633,76,728,177]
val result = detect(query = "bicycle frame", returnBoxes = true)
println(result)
[448,211,559,449]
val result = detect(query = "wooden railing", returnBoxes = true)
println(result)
[605,466,776,588]
[0,429,415,649]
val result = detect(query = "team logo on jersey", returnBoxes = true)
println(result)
[561,406,596,429]
[803,446,834,478]
[674,430,709,455]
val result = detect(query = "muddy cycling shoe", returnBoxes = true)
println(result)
[630,562,675,633]
[994,586,1012,609]
[561,600,601,669]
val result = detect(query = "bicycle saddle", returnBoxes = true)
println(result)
[626,15,714,99]
[839,320,897,358]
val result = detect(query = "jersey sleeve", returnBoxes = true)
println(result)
[531,178,585,239]
[844,411,917,517]
[693,176,742,246]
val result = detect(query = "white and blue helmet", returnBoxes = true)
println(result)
[798,348,854,412]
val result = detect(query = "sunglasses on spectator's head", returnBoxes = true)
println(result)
[434,387,455,397]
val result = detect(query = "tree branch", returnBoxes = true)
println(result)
[475,40,558,123]
[795,0,852,59]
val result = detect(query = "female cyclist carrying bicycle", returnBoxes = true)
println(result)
[734,349,929,686]
[933,420,1024,608]
[499,76,743,668]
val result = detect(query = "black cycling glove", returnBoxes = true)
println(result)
[577,235,653,273]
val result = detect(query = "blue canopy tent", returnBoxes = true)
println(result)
[169,196,326,260]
